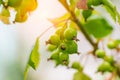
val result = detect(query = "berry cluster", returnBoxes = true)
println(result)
[46,21,79,66]
[95,49,117,73]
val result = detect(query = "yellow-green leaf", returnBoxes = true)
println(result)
[28,38,40,70]
[24,38,40,80]
[48,12,71,27]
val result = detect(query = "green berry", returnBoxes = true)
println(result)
[71,62,83,71]
[73,72,91,80]
[98,61,114,72]
[50,49,61,66]
[59,42,68,52]
[55,27,64,39]
[104,56,114,64]
[59,52,69,65]
[47,44,57,51]
[55,27,63,35]
[49,34,60,45]
[66,41,78,54]
[50,49,60,60]
[64,27,77,40]
[95,49,106,58]
[115,39,120,44]
[107,40,118,49]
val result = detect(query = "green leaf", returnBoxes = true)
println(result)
[82,9,92,20]
[102,0,120,24]
[103,5,116,21]
[24,38,40,80]
[84,15,113,38]
[73,71,91,80]
[28,38,40,70]
[102,0,114,10]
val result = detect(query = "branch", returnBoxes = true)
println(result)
[70,11,98,53]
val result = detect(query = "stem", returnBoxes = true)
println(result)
[38,26,53,39]
[24,64,30,80]
[70,11,98,52]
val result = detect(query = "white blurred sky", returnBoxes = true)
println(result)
[0,0,120,80]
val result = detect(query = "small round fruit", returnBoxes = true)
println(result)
[115,39,120,44]
[47,44,57,52]
[59,42,68,52]
[71,62,83,71]
[64,27,77,40]
[107,40,118,49]
[95,49,106,58]
[73,72,91,80]
[50,49,60,60]
[98,61,113,72]
[49,34,60,45]
[104,56,114,64]
[66,41,78,54]
[55,27,63,35]
[59,52,69,65]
